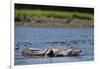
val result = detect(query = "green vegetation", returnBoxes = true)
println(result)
[15,9,94,28]
[15,9,94,20]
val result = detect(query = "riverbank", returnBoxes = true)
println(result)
[15,15,93,28]
[15,9,94,28]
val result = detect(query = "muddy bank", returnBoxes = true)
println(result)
[15,15,94,28]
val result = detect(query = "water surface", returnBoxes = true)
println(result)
[15,27,94,65]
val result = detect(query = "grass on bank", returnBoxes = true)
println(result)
[15,9,94,20]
